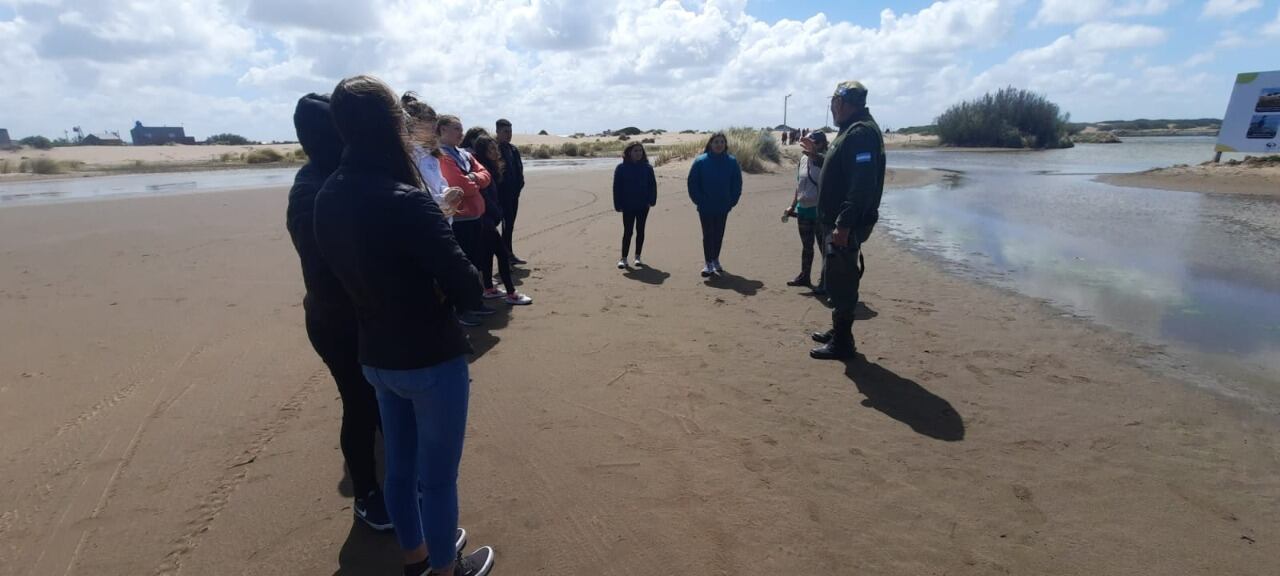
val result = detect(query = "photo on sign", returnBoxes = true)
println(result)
[1246,115,1279,139]
[1256,88,1280,113]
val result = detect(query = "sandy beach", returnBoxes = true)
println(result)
[1,161,1278,576]
[1099,160,1280,198]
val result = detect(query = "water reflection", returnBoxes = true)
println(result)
[0,158,615,208]
[883,140,1280,393]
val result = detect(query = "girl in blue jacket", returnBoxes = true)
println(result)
[687,132,743,277]
[613,142,657,269]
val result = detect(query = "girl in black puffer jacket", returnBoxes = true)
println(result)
[613,142,657,269]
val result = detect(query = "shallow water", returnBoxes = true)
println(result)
[0,158,616,207]
[883,137,1280,399]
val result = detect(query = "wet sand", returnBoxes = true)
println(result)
[1,163,1278,576]
[1099,163,1280,198]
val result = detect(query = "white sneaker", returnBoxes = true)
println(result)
[633,257,644,267]
[712,260,724,274]
[504,291,533,306]
[617,259,627,269]
[700,263,713,278]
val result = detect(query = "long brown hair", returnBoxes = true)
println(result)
[622,142,649,164]
[470,133,505,185]
[704,132,728,155]
[329,75,421,188]
[401,91,440,156]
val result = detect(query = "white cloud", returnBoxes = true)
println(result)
[1034,0,1173,24]
[0,0,1248,141]
[1073,22,1168,50]
[1267,7,1280,35]
[1201,0,1261,18]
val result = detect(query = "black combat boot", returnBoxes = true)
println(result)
[809,318,855,360]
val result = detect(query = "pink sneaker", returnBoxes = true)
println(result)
[482,287,504,299]
[504,292,533,306]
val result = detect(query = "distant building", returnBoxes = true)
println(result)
[81,131,125,146]
[130,121,196,145]
[0,128,10,148]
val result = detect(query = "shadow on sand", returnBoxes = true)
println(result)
[704,270,764,296]
[623,264,671,285]
[843,355,964,441]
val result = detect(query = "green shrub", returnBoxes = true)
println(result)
[218,152,238,163]
[18,159,31,173]
[31,158,65,174]
[614,126,643,136]
[245,148,285,164]
[560,142,580,157]
[292,148,308,161]
[532,144,552,159]
[20,136,53,150]
[206,133,253,145]
[0,160,9,174]
[936,86,1072,149]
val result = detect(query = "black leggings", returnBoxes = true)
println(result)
[482,221,516,293]
[304,304,379,498]
[500,193,519,258]
[698,211,729,263]
[797,216,818,279]
[621,208,649,258]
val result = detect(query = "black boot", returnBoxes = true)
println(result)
[810,317,855,360]
[787,273,812,287]
[811,329,833,343]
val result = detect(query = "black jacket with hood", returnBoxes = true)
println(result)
[286,93,352,318]
[313,143,482,370]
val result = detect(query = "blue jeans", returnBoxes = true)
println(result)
[362,356,470,571]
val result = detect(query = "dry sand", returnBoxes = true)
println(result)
[1100,162,1280,198]
[1,162,1278,576]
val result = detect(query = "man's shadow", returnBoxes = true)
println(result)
[704,271,764,296]
[623,264,671,285]
[844,356,964,441]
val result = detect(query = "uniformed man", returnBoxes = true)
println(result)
[804,80,886,360]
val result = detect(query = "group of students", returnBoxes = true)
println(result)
[611,133,744,277]
[284,72,883,576]
[286,76,510,576]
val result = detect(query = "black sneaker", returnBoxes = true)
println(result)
[511,256,528,265]
[787,275,812,287]
[354,490,394,532]
[470,305,497,317]
[432,546,494,576]
[811,330,833,343]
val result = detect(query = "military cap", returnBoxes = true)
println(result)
[833,81,867,104]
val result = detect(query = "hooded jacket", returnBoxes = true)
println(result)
[687,152,742,215]
[497,141,525,200]
[313,146,482,370]
[613,160,657,212]
[285,93,351,315]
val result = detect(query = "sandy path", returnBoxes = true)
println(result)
[1,164,1277,576]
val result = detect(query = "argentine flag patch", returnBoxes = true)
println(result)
[855,152,873,163]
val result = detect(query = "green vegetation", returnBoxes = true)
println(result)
[897,125,938,136]
[560,142,580,157]
[292,148,308,161]
[245,148,285,164]
[0,160,10,174]
[614,127,643,136]
[30,158,83,174]
[936,87,1072,149]
[206,133,254,145]
[19,136,54,150]
[655,128,781,174]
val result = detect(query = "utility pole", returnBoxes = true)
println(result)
[784,93,792,129]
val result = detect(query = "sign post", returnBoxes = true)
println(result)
[1216,70,1280,161]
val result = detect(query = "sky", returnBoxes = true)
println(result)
[2,0,1278,142]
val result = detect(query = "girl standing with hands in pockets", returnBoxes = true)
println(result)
[613,142,657,269]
